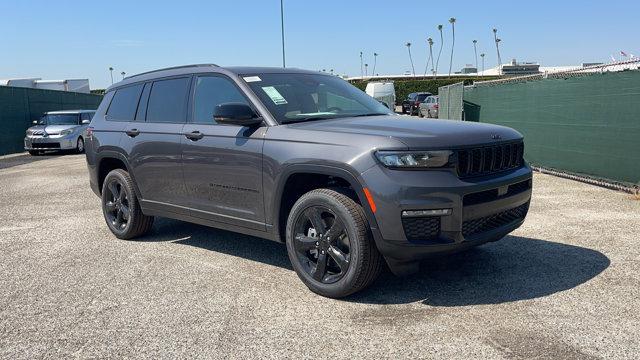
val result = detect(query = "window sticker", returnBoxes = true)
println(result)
[262,86,288,105]
[243,76,261,82]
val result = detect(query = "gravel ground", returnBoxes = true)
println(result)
[0,154,638,359]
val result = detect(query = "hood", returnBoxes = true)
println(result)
[284,115,522,149]
[28,124,78,135]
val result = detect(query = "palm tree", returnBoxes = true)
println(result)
[424,38,434,77]
[120,71,126,80]
[372,52,378,75]
[364,63,369,77]
[108,67,114,84]
[359,51,363,77]
[435,24,444,76]
[472,40,478,72]
[493,28,502,71]
[448,18,456,77]
[406,42,415,76]
[480,53,485,74]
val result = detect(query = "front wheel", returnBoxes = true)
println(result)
[286,188,383,298]
[28,150,41,156]
[102,169,154,239]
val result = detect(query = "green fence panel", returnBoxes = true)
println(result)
[0,87,103,155]
[438,82,464,120]
[463,70,640,185]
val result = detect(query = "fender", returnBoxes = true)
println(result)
[270,163,381,243]
[95,148,143,200]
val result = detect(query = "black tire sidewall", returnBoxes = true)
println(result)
[285,191,366,298]
[101,170,136,238]
[77,137,84,153]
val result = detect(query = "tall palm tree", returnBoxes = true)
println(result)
[406,42,415,76]
[364,63,369,77]
[472,40,478,72]
[108,67,114,84]
[480,53,485,74]
[372,52,378,75]
[120,71,126,80]
[448,18,456,77]
[424,38,434,77]
[435,24,444,76]
[493,28,502,70]
[359,51,364,78]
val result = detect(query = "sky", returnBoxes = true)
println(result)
[1,0,638,89]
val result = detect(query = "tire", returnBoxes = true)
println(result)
[28,150,41,156]
[418,109,424,118]
[101,169,154,239]
[286,188,383,298]
[76,137,85,154]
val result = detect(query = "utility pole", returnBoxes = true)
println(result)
[280,0,286,67]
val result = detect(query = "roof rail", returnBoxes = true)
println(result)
[124,64,220,80]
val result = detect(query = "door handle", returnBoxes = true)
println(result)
[184,130,204,141]
[125,129,140,137]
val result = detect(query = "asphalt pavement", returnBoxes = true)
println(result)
[0,154,638,359]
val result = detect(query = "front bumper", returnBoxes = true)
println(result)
[24,135,76,151]
[361,164,533,263]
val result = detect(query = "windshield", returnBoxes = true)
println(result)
[40,114,79,125]
[243,73,393,124]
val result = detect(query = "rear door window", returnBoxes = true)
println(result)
[146,77,190,123]
[106,84,143,121]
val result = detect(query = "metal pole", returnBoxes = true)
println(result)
[280,0,286,68]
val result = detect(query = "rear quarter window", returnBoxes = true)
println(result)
[106,84,143,121]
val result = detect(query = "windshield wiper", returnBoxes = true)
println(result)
[281,116,336,124]
[349,113,390,118]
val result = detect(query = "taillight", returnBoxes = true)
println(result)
[86,126,94,139]
[434,104,439,109]
[414,101,420,106]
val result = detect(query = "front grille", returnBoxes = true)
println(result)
[457,141,524,178]
[31,143,60,149]
[463,179,532,206]
[462,202,529,238]
[31,130,45,135]
[402,217,440,241]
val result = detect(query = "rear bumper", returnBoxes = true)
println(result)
[361,164,533,263]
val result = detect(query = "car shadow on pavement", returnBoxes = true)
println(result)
[349,235,610,306]
[144,219,609,306]
[0,153,67,170]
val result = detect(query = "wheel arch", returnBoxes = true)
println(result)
[272,164,379,243]
[96,150,142,198]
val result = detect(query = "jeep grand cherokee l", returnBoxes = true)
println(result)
[85,64,532,298]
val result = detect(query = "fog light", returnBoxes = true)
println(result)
[401,209,452,217]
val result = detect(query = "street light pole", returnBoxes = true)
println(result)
[280,0,286,68]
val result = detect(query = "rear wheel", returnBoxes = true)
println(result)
[286,188,383,298]
[76,137,84,153]
[28,150,41,156]
[102,169,154,239]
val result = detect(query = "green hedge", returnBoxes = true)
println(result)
[350,77,500,105]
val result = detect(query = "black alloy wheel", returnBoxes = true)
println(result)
[292,205,351,284]
[104,179,131,231]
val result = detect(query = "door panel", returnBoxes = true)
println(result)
[181,74,266,230]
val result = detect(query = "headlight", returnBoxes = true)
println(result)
[59,129,73,136]
[375,150,452,168]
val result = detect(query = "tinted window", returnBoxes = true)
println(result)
[146,77,190,123]
[416,94,429,101]
[193,76,249,124]
[107,84,143,120]
[81,112,95,121]
[135,83,151,121]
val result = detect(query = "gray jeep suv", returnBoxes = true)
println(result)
[85,64,532,298]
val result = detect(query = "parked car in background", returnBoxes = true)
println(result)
[24,110,95,155]
[87,64,532,298]
[418,95,439,118]
[365,81,395,110]
[401,92,431,115]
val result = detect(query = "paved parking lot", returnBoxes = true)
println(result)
[0,154,638,359]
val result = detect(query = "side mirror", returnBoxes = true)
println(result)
[82,119,91,124]
[213,103,263,126]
